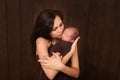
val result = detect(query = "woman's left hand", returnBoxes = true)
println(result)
[39,52,63,70]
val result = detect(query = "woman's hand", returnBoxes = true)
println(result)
[70,37,80,53]
[39,52,63,70]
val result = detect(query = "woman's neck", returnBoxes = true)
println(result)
[52,38,59,45]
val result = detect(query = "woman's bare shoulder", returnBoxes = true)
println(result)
[36,37,51,58]
[36,37,51,47]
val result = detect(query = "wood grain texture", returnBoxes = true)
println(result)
[0,0,120,80]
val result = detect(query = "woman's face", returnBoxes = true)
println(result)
[50,16,64,38]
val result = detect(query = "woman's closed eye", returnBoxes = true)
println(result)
[59,23,63,27]
[52,27,58,31]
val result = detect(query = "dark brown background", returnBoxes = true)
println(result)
[0,0,120,80]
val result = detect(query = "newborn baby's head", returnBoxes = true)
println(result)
[61,27,79,42]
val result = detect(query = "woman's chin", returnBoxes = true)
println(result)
[58,36,62,38]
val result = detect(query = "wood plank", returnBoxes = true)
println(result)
[85,0,119,80]
[20,0,35,80]
[0,0,8,80]
[6,0,21,80]
[115,0,120,79]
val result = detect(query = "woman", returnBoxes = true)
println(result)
[31,9,80,80]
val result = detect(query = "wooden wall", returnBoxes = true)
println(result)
[0,0,120,80]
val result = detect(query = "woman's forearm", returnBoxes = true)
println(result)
[59,47,79,78]
[38,37,80,79]
[58,63,79,78]
[61,50,74,64]
[62,37,80,64]
[38,50,75,79]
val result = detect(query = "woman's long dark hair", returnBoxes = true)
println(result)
[31,9,63,61]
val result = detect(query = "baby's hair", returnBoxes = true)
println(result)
[65,26,80,40]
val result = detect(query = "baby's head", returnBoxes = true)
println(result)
[61,26,80,42]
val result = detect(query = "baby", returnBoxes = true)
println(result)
[49,26,80,58]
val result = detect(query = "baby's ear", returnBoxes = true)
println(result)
[70,39,75,43]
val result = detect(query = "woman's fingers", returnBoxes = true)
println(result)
[60,55,62,59]
[44,56,51,60]
[38,59,43,62]
[52,52,60,56]
[74,37,80,45]
[72,37,80,47]
[52,52,62,59]
[38,59,47,63]
[70,37,80,53]
[38,57,50,63]
[72,36,80,45]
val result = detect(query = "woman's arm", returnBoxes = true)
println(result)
[43,46,80,78]
[37,37,80,79]
[41,37,80,78]
[36,37,58,80]
[59,46,80,78]
[61,37,80,64]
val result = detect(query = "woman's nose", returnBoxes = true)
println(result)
[59,27,64,32]
[59,28,63,32]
